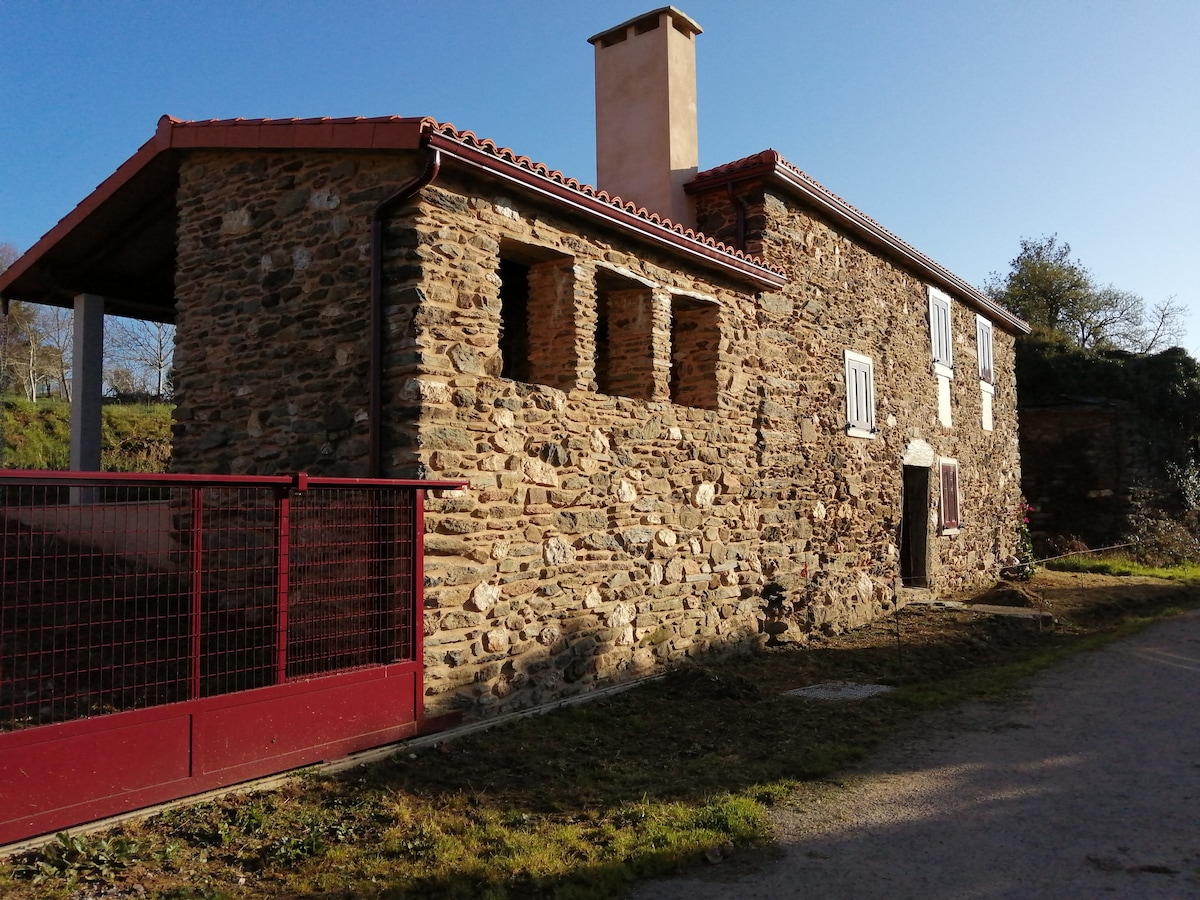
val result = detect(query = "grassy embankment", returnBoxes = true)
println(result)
[0,396,171,472]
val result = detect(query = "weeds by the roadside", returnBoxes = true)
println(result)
[1047,553,1200,583]
[1,570,1195,899]
[10,832,143,885]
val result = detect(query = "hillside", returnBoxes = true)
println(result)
[0,397,172,472]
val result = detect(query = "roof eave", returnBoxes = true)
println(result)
[689,157,1031,334]
[0,125,172,307]
[427,133,786,291]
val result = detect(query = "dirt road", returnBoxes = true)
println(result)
[634,608,1200,899]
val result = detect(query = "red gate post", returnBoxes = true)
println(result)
[189,485,204,700]
[413,488,426,721]
[274,474,304,685]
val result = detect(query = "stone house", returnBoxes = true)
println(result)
[0,7,1029,718]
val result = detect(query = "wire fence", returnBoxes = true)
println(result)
[0,470,456,732]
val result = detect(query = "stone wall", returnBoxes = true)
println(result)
[173,150,422,475]
[393,170,771,715]
[1019,402,1136,546]
[693,182,1023,613]
[171,149,1023,720]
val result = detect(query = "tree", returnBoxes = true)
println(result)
[1,301,62,401]
[105,317,175,400]
[39,305,73,401]
[987,235,1186,353]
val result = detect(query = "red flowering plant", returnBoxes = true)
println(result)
[1002,500,1036,581]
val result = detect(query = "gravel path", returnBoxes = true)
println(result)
[633,609,1200,899]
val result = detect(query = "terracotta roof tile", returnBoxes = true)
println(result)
[421,120,787,278]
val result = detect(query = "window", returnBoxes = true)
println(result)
[929,286,954,427]
[670,293,721,409]
[928,287,953,374]
[497,242,576,390]
[939,458,961,533]
[975,315,995,431]
[844,350,875,438]
[498,258,531,381]
[975,315,994,384]
[594,267,655,400]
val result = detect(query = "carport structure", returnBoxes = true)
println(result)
[0,120,186,474]
[0,119,467,845]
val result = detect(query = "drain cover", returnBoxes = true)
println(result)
[783,681,895,701]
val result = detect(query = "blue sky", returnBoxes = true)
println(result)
[2,1,1197,351]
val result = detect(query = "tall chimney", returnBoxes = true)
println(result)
[589,7,702,227]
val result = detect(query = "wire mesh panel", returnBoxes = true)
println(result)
[1,471,446,734]
[287,488,419,678]
[193,486,284,698]
[0,482,190,730]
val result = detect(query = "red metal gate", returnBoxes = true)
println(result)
[0,470,464,845]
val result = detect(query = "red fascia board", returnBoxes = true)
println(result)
[427,134,787,291]
[0,116,431,299]
[329,122,380,149]
[0,126,171,298]
[255,124,298,149]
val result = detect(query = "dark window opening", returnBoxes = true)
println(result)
[595,286,612,396]
[499,258,531,383]
[496,242,576,390]
[594,268,654,400]
[940,460,961,532]
[901,465,930,587]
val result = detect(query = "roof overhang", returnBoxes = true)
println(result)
[0,115,785,321]
[688,150,1031,334]
[0,116,429,322]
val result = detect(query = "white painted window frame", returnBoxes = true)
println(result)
[975,314,995,431]
[928,286,954,378]
[975,314,994,384]
[844,349,876,439]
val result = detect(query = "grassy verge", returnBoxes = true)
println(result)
[1047,553,1200,583]
[1,566,1196,899]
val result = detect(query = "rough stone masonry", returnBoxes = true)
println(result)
[170,146,1023,718]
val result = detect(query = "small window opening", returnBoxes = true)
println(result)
[498,242,576,390]
[844,350,875,438]
[499,258,530,382]
[928,286,953,371]
[976,315,994,384]
[939,458,961,533]
[670,295,720,409]
[595,268,654,400]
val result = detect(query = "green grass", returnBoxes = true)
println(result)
[1046,553,1200,583]
[1,396,172,472]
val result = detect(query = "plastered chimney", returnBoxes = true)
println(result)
[589,7,702,227]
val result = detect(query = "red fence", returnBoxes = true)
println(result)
[0,469,464,845]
